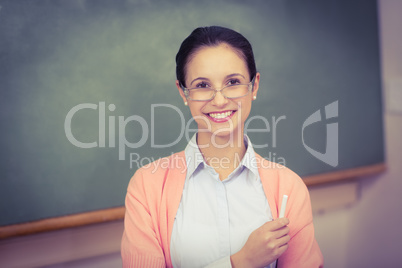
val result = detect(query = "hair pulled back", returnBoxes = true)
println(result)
[175,26,257,87]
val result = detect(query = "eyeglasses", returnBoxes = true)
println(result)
[181,76,256,101]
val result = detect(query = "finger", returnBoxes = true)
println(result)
[276,234,291,247]
[277,242,289,254]
[272,226,290,239]
[263,218,289,231]
[268,237,289,259]
[279,217,290,226]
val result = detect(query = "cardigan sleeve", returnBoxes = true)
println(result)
[121,168,166,268]
[277,169,324,268]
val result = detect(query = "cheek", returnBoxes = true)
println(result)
[188,103,207,122]
[190,108,209,129]
[239,100,253,118]
[189,103,203,115]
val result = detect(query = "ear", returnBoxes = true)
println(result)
[252,72,261,99]
[176,80,188,104]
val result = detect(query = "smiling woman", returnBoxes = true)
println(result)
[121,26,323,268]
[178,43,259,153]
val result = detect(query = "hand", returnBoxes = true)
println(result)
[230,218,290,268]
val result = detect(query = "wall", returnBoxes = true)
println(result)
[0,0,401,267]
[313,0,402,267]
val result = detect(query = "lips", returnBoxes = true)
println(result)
[206,110,236,123]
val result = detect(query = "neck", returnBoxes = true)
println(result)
[197,130,246,170]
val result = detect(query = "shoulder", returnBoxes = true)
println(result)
[127,151,187,195]
[255,152,306,191]
[255,152,310,216]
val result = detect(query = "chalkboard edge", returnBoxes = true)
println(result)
[303,162,386,186]
[0,206,125,240]
[0,162,386,240]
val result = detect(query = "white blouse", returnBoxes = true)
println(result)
[170,134,276,268]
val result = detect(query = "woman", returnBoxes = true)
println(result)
[121,26,323,267]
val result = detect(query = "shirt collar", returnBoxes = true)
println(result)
[184,133,205,178]
[184,133,259,180]
[242,135,259,178]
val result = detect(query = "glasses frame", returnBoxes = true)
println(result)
[181,76,256,101]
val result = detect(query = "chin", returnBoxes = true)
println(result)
[211,130,233,138]
[210,125,241,139]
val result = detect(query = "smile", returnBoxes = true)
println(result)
[209,111,233,118]
[206,110,235,122]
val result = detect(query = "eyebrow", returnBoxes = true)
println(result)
[189,73,246,86]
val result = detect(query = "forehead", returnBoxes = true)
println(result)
[185,44,249,81]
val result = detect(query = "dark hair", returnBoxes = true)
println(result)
[175,26,257,87]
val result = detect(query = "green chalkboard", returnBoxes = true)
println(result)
[0,0,384,227]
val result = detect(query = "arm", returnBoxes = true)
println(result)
[276,172,323,268]
[229,160,323,268]
[230,218,290,268]
[205,218,289,268]
[229,188,322,268]
[121,169,166,268]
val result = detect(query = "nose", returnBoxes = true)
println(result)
[210,90,229,107]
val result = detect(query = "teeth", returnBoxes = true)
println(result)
[209,111,233,119]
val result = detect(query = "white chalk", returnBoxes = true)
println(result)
[279,195,288,218]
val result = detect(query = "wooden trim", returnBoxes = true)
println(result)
[302,162,386,186]
[309,180,359,213]
[0,163,386,239]
[0,207,125,240]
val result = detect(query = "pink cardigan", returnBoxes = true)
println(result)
[121,151,323,267]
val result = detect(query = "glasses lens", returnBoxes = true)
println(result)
[222,84,250,98]
[188,88,215,101]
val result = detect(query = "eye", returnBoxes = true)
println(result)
[195,81,210,88]
[227,78,241,85]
